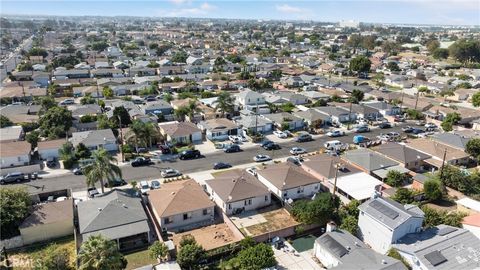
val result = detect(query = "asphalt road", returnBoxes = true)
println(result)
[0,37,33,83]
[6,123,411,194]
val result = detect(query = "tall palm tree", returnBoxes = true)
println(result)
[83,148,122,193]
[215,91,234,118]
[186,100,202,119]
[143,122,161,148]
[78,235,126,270]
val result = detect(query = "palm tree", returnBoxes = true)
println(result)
[143,122,161,148]
[186,100,202,119]
[78,235,126,270]
[215,91,234,117]
[127,120,161,149]
[174,106,189,121]
[83,148,122,193]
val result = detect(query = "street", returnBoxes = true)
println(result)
[5,123,410,194]
[0,36,33,84]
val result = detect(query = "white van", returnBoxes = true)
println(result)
[324,140,342,150]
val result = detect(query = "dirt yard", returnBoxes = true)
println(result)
[242,208,299,236]
[171,223,242,251]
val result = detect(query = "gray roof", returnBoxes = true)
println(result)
[374,142,431,164]
[313,106,351,117]
[141,100,173,111]
[393,225,480,270]
[358,196,424,230]
[362,101,399,111]
[68,104,102,116]
[343,148,399,172]
[431,133,473,151]
[77,189,149,239]
[70,129,116,147]
[0,125,23,141]
[206,170,270,202]
[294,109,330,122]
[235,115,272,129]
[263,112,302,124]
[315,229,406,270]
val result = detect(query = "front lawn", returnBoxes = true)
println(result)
[124,249,157,270]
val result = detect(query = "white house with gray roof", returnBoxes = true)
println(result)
[358,196,424,254]
[393,225,480,270]
[70,129,117,152]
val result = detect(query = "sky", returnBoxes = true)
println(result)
[1,0,479,26]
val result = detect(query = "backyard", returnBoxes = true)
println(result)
[231,207,300,237]
[124,249,157,270]
[171,223,242,251]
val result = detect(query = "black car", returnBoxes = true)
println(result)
[412,128,425,135]
[260,140,273,147]
[263,142,281,150]
[378,122,392,129]
[213,162,232,170]
[402,126,414,133]
[130,157,152,167]
[224,144,241,153]
[87,187,99,198]
[179,149,201,160]
[104,178,127,188]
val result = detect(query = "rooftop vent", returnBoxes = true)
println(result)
[98,208,102,211]
[382,259,387,265]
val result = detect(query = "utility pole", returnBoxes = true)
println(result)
[439,147,448,180]
[118,115,124,163]
[347,100,353,130]
[333,163,340,197]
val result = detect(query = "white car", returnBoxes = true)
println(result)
[425,123,437,129]
[273,130,288,138]
[253,154,271,162]
[387,132,400,138]
[139,181,150,194]
[326,130,345,137]
[246,167,257,176]
[290,147,306,155]
[161,168,181,178]
[229,135,241,143]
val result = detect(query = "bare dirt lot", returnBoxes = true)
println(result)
[171,223,242,251]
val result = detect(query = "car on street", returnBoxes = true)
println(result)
[104,178,127,188]
[402,126,414,133]
[378,122,392,129]
[387,132,400,139]
[425,123,437,129]
[139,181,150,194]
[179,149,201,160]
[224,144,241,153]
[273,130,288,138]
[355,125,370,133]
[394,115,405,122]
[263,142,281,150]
[327,130,345,137]
[59,98,74,106]
[412,128,425,135]
[213,162,232,170]
[253,154,271,162]
[73,167,84,175]
[150,180,161,189]
[295,132,313,142]
[290,147,306,155]
[87,187,99,198]
[287,156,303,166]
[0,172,25,184]
[131,157,152,167]
[161,168,181,178]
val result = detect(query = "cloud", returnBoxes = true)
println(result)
[164,2,217,17]
[275,4,303,13]
[169,0,191,5]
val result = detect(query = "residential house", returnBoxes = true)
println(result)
[302,154,361,184]
[343,148,399,174]
[431,132,477,151]
[330,172,385,202]
[313,106,355,124]
[198,118,240,141]
[362,101,402,116]
[301,91,330,102]
[256,163,321,200]
[0,141,31,168]
[281,76,305,87]
[70,129,117,152]
[141,100,174,116]
[53,69,90,80]
[235,89,269,113]
[148,180,215,231]
[77,190,151,251]
[405,138,470,169]
[313,227,406,269]
[331,102,381,121]
[32,72,50,87]
[0,125,24,142]
[37,139,65,160]
[19,199,74,245]
[234,115,273,134]
[158,121,202,144]
[393,225,480,270]
[205,169,271,215]
[461,213,480,239]
[447,88,477,102]
[455,197,480,215]
[263,112,304,131]
[276,91,309,105]
[0,104,40,123]
[294,109,330,128]
[69,104,102,118]
[358,196,424,254]
[373,142,431,171]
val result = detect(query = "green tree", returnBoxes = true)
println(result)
[350,89,364,103]
[78,235,126,270]
[423,179,443,201]
[291,192,339,225]
[421,206,467,228]
[433,48,449,59]
[385,170,408,187]
[163,93,174,103]
[392,188,414,204]
[148,241,168,261]
[449,39,480,65]
[102,86,114,98]
[472,91,480,107]
[349,55,371,74]
[33,243,75,270]
[127,120,160,148]
[466,138,480,160]
[280,102,295,113]
[80,94,96,105]
[238,236,256,249]
[406,109,423,120]
[39,106,73,139]
[340,215,359,235]
[39,96,57,113]
[387,248,411,270]
[0,187,30,238]
[426,39,440,53]
[172,51,188,63]
[177,239,206,270]
[228,243,276,270]
[26,131,40,150]
[387,61,400,72]
[59,142,76,169]
[215,91,235,117]
[83,149,122,193]
[28,47,48,57]
[112,106,132,127]
[75,143,92,160]
[441,112,461,132]
[0,115,13,127]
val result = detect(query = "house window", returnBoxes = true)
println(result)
[183,213,192,220]
[245,199,251,206]
[164,217,173,224]
[283,192,288,197]
[265,195,268,201]
[203,209,210,215]
[314,184,319,190]
[297,187,304,193]
[228,204,232,209]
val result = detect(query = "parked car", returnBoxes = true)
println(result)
[253,154,271,162]
[139,181,150,194]
[104,178,127,188]
[179,149,201,160]
[324,140,342,150]
[287,156,303,166]
[415,120,426,126]
[229,135,241,144]
[87,187,99,198]
[425,123,437,129]
[290,147,306,155]
[161,168,181,178]
[387,132,400,139]
[353,135,370,144]
[59,98,74,106]
[224,144,241,153]
[144,95,157,102]
[263,142,280,150]
[412,128,425,135]
[131,157,152,167]
[260,140,273,147]
[394,115,405,122]
[0,172,25,184]
[46,157,57,168]
[213,162,232,170]
[378,122,392,129]
[158,145,171,154]
[150,180,161,189]
[327,130,345,137]
[295,132,313,142]
[402,126,414,133]
[73,167,84,175]
[273,130,288,138]
[355,126,370,133]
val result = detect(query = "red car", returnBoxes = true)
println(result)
[394,115,405,122]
